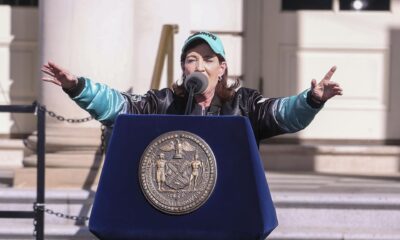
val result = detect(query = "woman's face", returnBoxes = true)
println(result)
[183,43,226,95]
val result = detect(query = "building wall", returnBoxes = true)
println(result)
[244,0,400,141]
[0,0,243,135]
[0,6,38,135]
[3,0,400,142]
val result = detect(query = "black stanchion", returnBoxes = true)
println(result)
[35,104,45,240]
[0,102,45,240]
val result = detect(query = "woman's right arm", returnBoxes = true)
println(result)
[41,61,125,125]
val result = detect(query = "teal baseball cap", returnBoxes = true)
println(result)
[181,31,226,60]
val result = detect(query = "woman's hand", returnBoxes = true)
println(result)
[310,66,343,103]
[41,61,78,90]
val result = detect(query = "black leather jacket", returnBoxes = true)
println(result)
[67,78,323,144]
[120,88,321,143]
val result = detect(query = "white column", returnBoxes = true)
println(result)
[39,0,135,126]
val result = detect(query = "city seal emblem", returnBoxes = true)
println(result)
[139,131,217,215]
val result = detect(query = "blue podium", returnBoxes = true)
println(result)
[89,115,277,240]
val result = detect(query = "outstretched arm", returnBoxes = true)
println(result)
[41,61,78,90]
[273,66,343,133]
[41,61,125,125]
[309,66,343,104]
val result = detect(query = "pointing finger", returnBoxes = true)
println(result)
[323,66,337,81]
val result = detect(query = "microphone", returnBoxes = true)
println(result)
[183,72,208,115]
[184,72,208,95]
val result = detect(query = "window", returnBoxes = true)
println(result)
[282,0,333,11]
[282,0,391,12]
[0,0,38,6]
[339,0,390,11]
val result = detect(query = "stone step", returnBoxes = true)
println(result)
[8,125,107,189]
[13,168,101,189]
[23,150,102,168]
[25,134,102,152]
[273,194,400,229]
[1,225,398,240]
[0,189,95,239]
[266,172,400,239]
[268,227,400,240]
[0,169,13,188]
[45,124,102,137]
[261,144,400,176]
[24,125,106,152]
[1,172,400,239]
[0,139,25,168]
[0,223,95,240]
[0,189,94,239]
[0,188,95,227]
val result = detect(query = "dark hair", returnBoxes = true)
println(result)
[172,39,240,102]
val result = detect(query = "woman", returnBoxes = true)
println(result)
[41,31,343,143]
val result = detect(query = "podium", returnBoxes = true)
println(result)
[89,115,277,240]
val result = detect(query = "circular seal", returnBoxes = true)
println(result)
[139,131,217,215]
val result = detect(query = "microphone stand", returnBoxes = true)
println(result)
[184,85,195,115]
[184,72,208,115]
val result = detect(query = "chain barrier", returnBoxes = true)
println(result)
[29,102,108,225]
[35,103,94,123]
[24,102,107,155]
[100,124,106,155]
[33,203,38,237]
[34,203,89,222]
[33,203,43,237]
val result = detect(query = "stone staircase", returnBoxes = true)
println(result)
[261,143,400,239]
[0,188,96,240]
[1,130,400,239]
[0,172,399,239]
[12,125,104,189]
[7,125,400,187]
[267,172,400,240]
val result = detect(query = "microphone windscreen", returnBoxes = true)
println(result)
[184,72,208,95]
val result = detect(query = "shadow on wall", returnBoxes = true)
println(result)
[387,29,400,172]
[387,29,400,143]
[8,7,38,137]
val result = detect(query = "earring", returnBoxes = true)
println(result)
[218,76,222,82]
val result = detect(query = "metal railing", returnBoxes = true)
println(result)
[0,102,45,240]
[151,24,179,90]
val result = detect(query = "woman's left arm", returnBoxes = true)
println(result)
[274,66,343,132]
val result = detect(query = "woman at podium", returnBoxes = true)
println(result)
[41,31,343,143]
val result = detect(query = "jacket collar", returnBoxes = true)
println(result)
[208,94,222,115]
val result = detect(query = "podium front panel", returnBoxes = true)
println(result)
[89,115,277,240]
